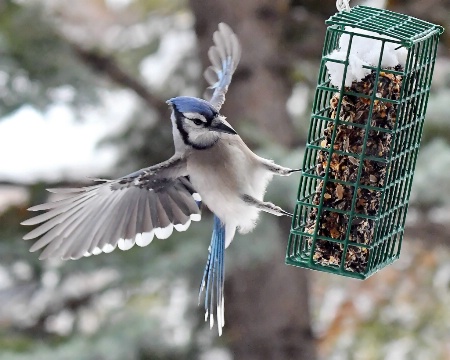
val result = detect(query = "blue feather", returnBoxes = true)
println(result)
[199,214,225,335]
[167,96,218,119]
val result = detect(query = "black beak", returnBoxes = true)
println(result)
[210,117,237,135]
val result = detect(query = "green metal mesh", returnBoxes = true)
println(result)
[286,6,444,279]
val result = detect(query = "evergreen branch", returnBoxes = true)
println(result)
[70,43,166,113]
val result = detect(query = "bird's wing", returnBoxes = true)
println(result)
[22,155,201,260]
[203,22,241,111]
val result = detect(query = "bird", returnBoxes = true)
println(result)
[21,23,300,335]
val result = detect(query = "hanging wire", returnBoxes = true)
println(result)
[336,0,351,11]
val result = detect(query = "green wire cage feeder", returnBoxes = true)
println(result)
[287,6,444,279]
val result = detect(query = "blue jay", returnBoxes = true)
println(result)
[22,23,299,335]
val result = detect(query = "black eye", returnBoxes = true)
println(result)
[192,118,203,126]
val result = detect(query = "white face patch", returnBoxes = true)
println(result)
[183,112,207,123]
[186,125,219,148]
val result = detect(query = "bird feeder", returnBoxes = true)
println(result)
[287,6,444,279]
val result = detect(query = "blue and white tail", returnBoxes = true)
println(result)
[199,215,225,335]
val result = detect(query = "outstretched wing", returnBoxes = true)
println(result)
[203,23,241,111]
[22,155,201,260]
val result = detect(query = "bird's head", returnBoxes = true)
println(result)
[167,96,237,150]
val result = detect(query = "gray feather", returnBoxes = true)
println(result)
[230,34,241,71]
[123,195,139,240]
[24,203,86,240]
[174,186,201,216]
[39,236,64,260]
[40,197,103,259]
[157,192,174,223]
[93,201,130,254]
[134,190,149,235]
[208,47,222,71]
[62,191,119,259]
[204,66,218,86]
[21,192,96,226]
[155,196,171,229]
[162,191,189,225]
[27,190,104,252]
[47,186,100,194]
[85,189,127,254]
[170,203,190,226]
[178,177,198,197]
[115,189,139,240]
[28,227,62,253]
[140,194,153,233]
[219,22,233,56]
[205,23,241,110]
[147,191,160,228]
[27,193,88,211]
[213,31,227,60]
[167,186,195,216]
[23,155,201,259]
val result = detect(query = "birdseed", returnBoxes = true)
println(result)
[307,68,403,272]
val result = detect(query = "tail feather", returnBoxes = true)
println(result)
[199,215,226,335]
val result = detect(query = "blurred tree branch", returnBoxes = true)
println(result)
[404,208,450,248]
[16,291,95,339]
[0,1,100,117]
[67,40,176,170]
[71,43,167,115]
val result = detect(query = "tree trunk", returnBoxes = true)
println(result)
[226,217,316,360]
[189,0,317,358]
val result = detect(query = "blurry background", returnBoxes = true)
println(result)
[0,0,449,359]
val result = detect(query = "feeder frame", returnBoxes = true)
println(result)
[286,6,444,279]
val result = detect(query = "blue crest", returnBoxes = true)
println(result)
[167,96,218,120]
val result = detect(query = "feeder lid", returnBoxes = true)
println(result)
[326,5,444,48]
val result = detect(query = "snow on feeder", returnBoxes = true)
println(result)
[286,5,444,279]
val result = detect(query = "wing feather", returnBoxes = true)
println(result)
[203,23,241,111]
[69,192,125,259]
[92,195,131,255]
[27,191,94,211]
[122,189,140,240]
[21,192,97,226]
[22,155,201,259]
[166,186,192,216]
[155,196,171,228]
[140,193,153,233]
[164,190,190,225]
[85,189,128,255]
[134,190,149,234]
[213,31,226,59]
[208,47,222,70]
[24,201,86,241]
[37,188,121,259]
[157,192,174,224]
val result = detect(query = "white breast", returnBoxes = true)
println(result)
[187,136,273,241]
